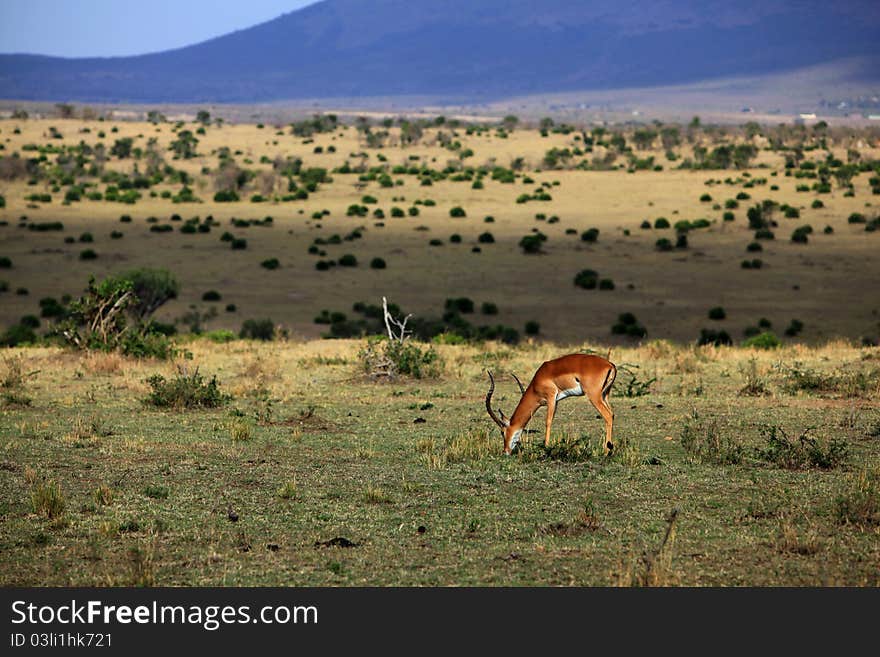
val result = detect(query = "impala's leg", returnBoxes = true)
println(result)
[599,366,616,453]
[587,391,614,454]
[544,394,557,447]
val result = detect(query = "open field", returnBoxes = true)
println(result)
[1,339,879,586]
[1,112,879,587]
[1,115,879,345]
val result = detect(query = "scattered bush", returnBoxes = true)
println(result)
[145,367,229,409]
[611,313,647,338]
[754,425,847,470]
[261,258,280,270]
[580,228,599,243]
[697,328,732,346]
[239,318,275,341]
[369,257,387,269]
[680,413,744,465]
[742,331,781,349]
[708,306,726,320]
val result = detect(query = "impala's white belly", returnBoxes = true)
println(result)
[555,381,584,402]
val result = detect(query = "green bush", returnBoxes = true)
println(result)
[611,313,647,338]
[0,323,36,346]
[524,321,540,335]
[261,258,280,270]
[708,306,726,320]
[370,257,387,269]
[145,368,229,409]
[338,254,358,267]
[574,269,598,289]
[580,228,599,243]
[519,233,546,254]
[697,328,732,346]
[359,337,442,379]
[655,238,673,251]
[754,425,847,470]
[449,206,466,217]
[202,290,222,302]
[742,331,781,349]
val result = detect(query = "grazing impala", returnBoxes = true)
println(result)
[485,354,617,455]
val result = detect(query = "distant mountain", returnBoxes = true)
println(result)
[1,0,879,103]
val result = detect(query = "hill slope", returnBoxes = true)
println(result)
[1,0,879,103]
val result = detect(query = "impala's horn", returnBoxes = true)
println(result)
[511,372,526,396]
[485,371,506,428]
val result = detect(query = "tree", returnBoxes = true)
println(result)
[119,268,179,320]
[502,115,519,131]
[170,130,198,159]
[633,129,657,150]
[55,103,75,118]
[196,110,211,125]
[110,137,133,159]
[660,126,680,149]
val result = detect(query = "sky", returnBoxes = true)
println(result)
[0,0,319,57]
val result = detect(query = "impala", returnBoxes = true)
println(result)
[485,353,617,455]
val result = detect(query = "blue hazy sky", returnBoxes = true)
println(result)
[0,0,319,57]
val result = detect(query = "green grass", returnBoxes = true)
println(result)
[0,339,878,586]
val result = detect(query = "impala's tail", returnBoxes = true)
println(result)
[601,363,617,401]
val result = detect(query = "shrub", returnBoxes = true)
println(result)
[202,290,222,302]
[524,321,540,335]
[784,319,804,337]
[611,313,647,338]
[449,206,466,217]
[261,258,280,270]
[742,331,781,349]
[0,324,36,347]
[574,269,598,289]
[655,238,673,251]
[811,200,824,209]
[598,278,615,290]
[580,228,599,243]
[791,228,809,243]
[519,233,546,254]
[746,241,763,252]
[848,213,866,224]
[359,337,442,379]
[708,306,726,320]
[445,297,474,314]
[370,257,386,269]
[79,249,98,260]
[0,257,11,268]
[145,367,229,409]
[31,480,66,518]
[697,328,732,346]
[231,238,247,250]
[338,254,357,267]
[478,232,495,243]
[834,471,880,527]
[680,413,744,465]
[481,302,498,315]
[240,318,275,341]
[754,425,847,470]
[640,220,651,229]
[654,217,670,229]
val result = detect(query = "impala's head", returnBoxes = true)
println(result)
[485,371,523,455]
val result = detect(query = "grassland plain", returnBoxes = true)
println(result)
[0,338,878,586]
[0,117,878,344]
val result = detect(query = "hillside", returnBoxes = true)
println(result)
[1,0,879,103]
